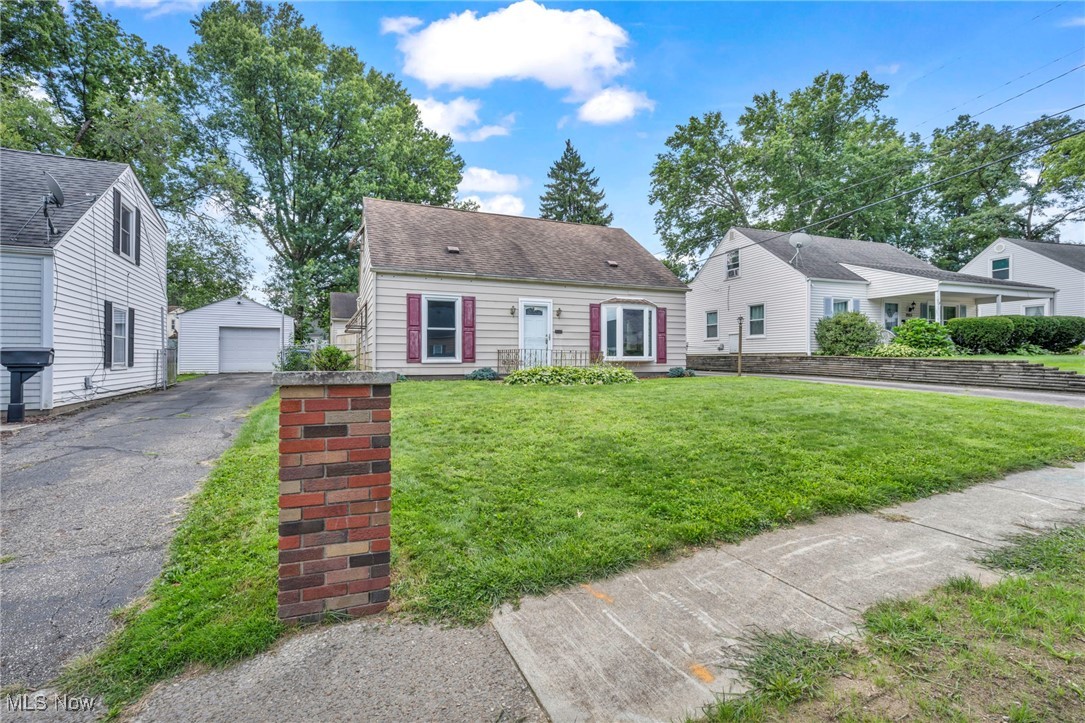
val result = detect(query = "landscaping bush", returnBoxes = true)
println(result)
[276,347,311,371]
[504,365,638,385]
[946,317,1016,353]
[465,367,499,381]
[309,345,354,371]
[892,318,955,353]
[814,312,881,356]
[864,343,928,358]
[1030,316,1085,353]
[667,366,696,377]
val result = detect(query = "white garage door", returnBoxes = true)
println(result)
[219,327,282,373]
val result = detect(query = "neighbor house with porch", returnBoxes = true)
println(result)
[350,198,688,377]
[959,237,1085,318]
[686,227,1055,355]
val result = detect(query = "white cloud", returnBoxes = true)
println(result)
[1060,16,1085,27]
[413,97,515,142]
[875,63,902,75]
[102,0,201,17]
[388,0,633,96]
[463,194,526,216]
[577,87,654,124]
[381,16,424,35]
[459,167,523,194]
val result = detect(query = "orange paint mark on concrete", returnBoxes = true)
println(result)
[580,584,614,604]
[689,663,715,683]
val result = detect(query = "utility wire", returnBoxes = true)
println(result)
[698,128,1085,279]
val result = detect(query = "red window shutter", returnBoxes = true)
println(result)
[656,307,667,364]
[589,304,601,361]
[462,296,476,363]
[406,294,422,363]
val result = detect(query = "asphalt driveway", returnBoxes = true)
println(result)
[0,375,275,688]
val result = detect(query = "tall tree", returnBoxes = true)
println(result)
[650,71,925,265]
[538,140,614,225]
[0,0,202,211]
[167,219,255,309]
[190,0,465,332]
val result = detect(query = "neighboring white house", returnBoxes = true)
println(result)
[959,238,1085,318]
[0,148,168,413]
[687,227,1057,355]
[178,296,295,374]
[329,291,359,356]
[353,198,688,377]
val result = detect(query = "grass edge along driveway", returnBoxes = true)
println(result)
[60,377,1085,714]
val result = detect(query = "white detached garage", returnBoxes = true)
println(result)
[178,297,295,374]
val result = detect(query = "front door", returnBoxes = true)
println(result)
[520,301,551,367]
[884,303,899,330]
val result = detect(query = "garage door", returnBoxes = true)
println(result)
[219,327,282,373]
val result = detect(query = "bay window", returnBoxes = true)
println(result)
[604,303,655,361]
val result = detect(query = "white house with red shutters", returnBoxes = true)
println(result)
[349,198,688,377]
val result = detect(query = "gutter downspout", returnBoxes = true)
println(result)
[805,278,813,356]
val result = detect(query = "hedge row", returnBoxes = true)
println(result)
[946,315,1085,353]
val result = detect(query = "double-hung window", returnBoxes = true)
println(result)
[112,306,128,368]
[748,304,765,336]
[423,295,460,361]
[832,299,850,316]
[991,257,1010,280]
[604,303,654,361]
[119,203,134,259]
[726,250,740,278]
[706,311,719,339]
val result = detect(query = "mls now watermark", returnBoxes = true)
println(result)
[5,693,97,713]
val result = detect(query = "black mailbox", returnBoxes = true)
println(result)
[2,347,55,423]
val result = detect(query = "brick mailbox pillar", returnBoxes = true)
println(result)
[272,371,398,623]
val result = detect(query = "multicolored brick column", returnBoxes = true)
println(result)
[271,371,398,623]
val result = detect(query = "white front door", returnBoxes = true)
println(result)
[520,300,552,367]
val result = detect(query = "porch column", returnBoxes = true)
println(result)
[934,286,942,323]
[996,295,1002,315]
[1050,294,1056,315]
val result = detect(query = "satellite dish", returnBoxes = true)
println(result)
[789,232,811,249]
[43,171,65,208]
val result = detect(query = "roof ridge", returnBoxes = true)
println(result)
[363,196,630,233]
[0,147,130,169]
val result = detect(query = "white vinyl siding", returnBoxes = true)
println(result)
[960,241,1085,318]
[49,168,167,408]
[0,252,45,409]
[372,273,686,375]
[357,231,378,369]
[809,280,875,352]
[178,297,294,374]
[687,229,809,354]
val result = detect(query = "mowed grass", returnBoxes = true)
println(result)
[59,394,283,716]
[963,354,1085,374]
[702,525,1085,722]
[391,377,1085,623]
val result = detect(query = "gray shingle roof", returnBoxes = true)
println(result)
[330,292,358,320]
[733,227,1054,290]
[1002,237,1085,273]
[1,148,129,248]
[363,198,687,290]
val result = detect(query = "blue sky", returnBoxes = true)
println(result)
[105,1,1085,290]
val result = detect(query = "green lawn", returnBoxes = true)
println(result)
[175,372,205,383]
[702,525,1085,722]
[61,376,1085,713]
[961,354,1085,374]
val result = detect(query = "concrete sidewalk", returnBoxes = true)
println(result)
[695,371,1085,408]
[492,463,1085,722]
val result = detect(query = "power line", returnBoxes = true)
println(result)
[968,62,1084,121]
[698,128,1085,278]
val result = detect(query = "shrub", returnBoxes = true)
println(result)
[667,367,696,377]
[946,317,1015,353]
[309,345,355,371]
[465,367,499,381]
[892,318,955,353]
[864,344,927,358]
[276,347,311,371]
[814,312,881,356]
[1031,316,1085,353]
[504,365,638,386]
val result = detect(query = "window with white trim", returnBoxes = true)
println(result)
[1024,305,1045,317]
[120,203,134,259]
[832,298,850,316]
[112,305,128,368]
[991,257,1010,280]
[726,250,740,278]
[748,304,765,336]
[604,303,654,361]
[706,310,718,339]
[422,295,460,361]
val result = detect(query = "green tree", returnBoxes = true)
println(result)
[650,71,925,260]
[0,0,201,211]
[538,140,614,225]
[190,0,465,333]
[167,219,255,309]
